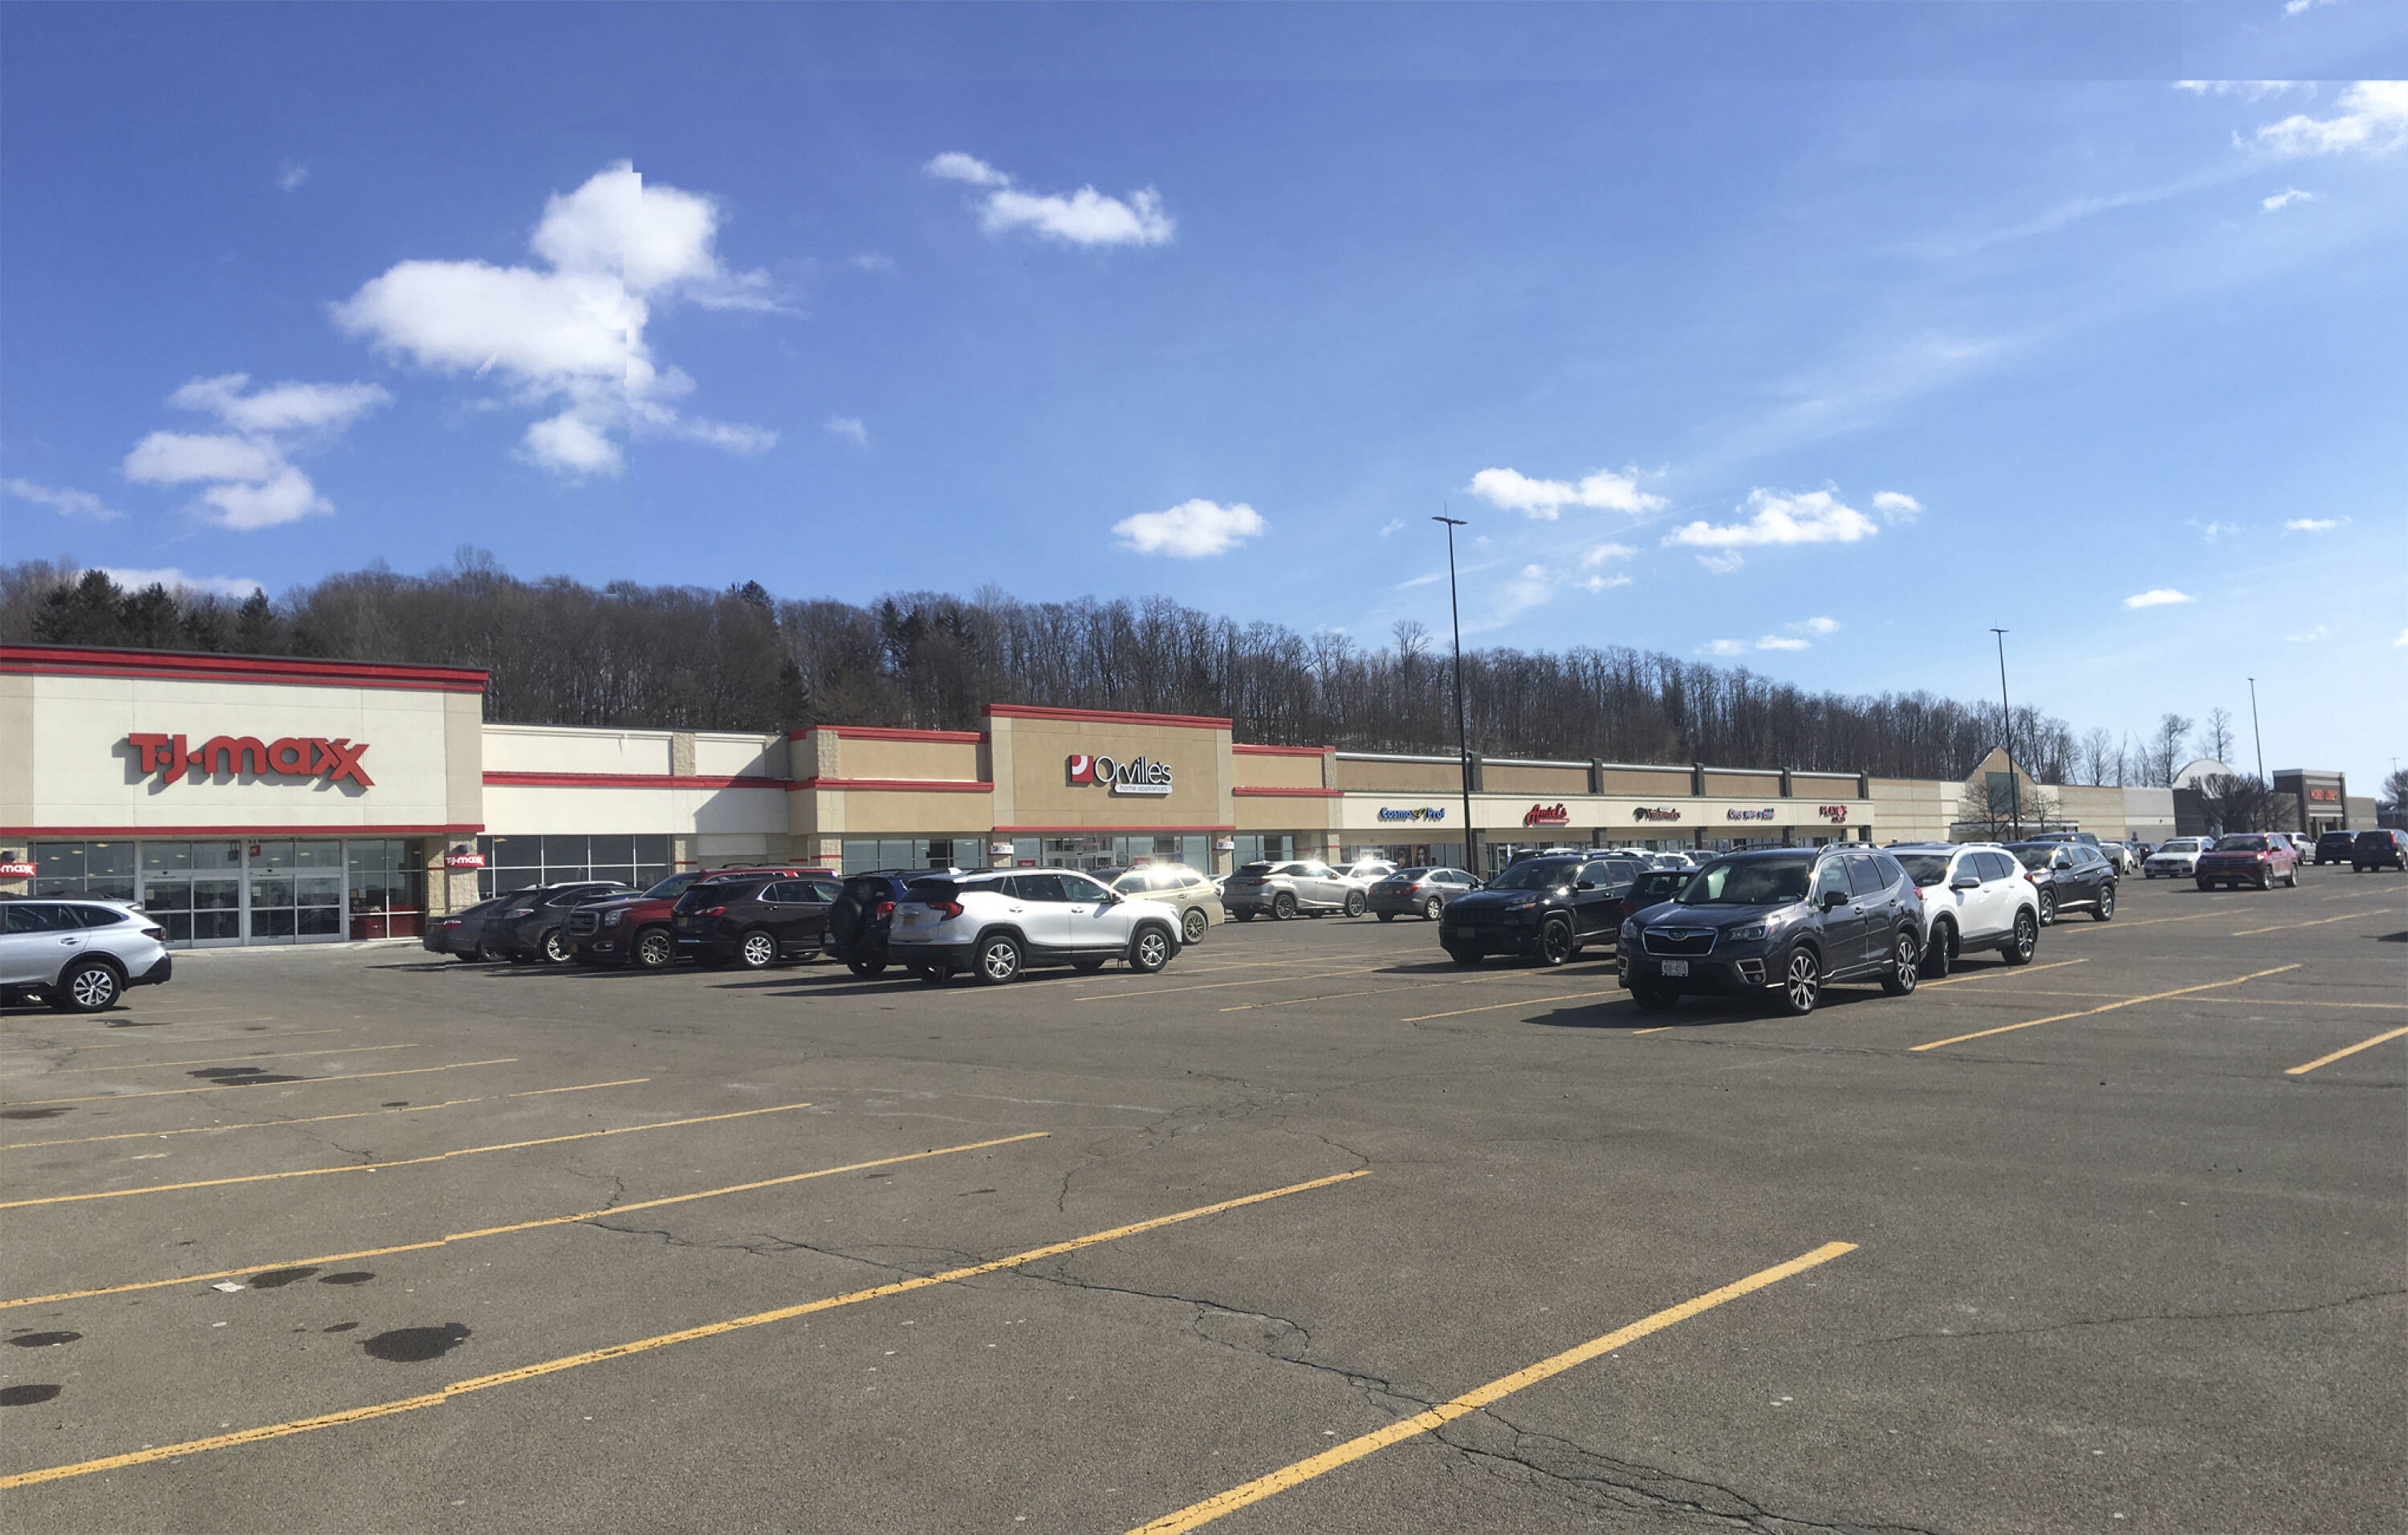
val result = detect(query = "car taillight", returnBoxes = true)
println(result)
[1911,886,1926,902]
[2024,873,2036,885]
[506,908,535,918]
[697,906,726,918]
[140,926,165,939]
[875,900,895,918]
[937,901,964,919]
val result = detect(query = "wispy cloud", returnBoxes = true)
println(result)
[1464,466,1663,521]
[925,153,1173,247]
[1377,517,1405,538]
[1112,499,1264,558]
[3,477,123,522]
[2190,519,2243,543]
[823,415,868,447]
[848,252,897,275]
[1871,491,1922,525]
[2283,515,2345,531]
[2262,187,2316,211]
[96,566,264,599]
[277,161,308,193]
[2254,80,2408,157]
[2284,624,2332,642]
[2123,588,2197,609]
[2174,81,2304,101]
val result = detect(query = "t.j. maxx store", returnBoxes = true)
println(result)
[3,643,1889,948]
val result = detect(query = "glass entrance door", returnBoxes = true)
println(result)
[243,840,347,944]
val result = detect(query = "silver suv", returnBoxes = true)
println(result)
[1221,860,1366,920]
[1883,843,2043,978]
[2,898,174,1012]
[887,869,1182,984]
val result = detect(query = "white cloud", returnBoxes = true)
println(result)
[925,152,1173,247]
[2262,187,2316,211]
[3,477,122,521]
[2123,588,2198,609]
[2283,0,2336,15]
[1466,466,1664,521]
[2255,80,2408,157]
[1871,490,1922,524]
[849,252,897,274]
[824,415,869,447]
[2174,80,2303,100]
[2190,519,2242,543]
[2283,516,2345,531]
[333,161,779,478]
[1377,517,1405,538]
[1663,487,1881,572]
[1795,615,1841,636]
[1755,635,1811,652]
[2284,624,2333,642]
[95,566,264,599]
[120,375,387,530]
[1699,638,1747,657]
[1112,499,1265,558]
[1578,541,1637,568]
[1580,572,1633,593]
[277,161,309,193]
[2396,627,2408,647]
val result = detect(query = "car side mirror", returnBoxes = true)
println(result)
[1820,889,1849,911]
[1950,873,1980,890]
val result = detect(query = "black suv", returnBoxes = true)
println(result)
[2353,829,2408,873]
[673,873,845,967]
[493,882,637,964]
[1617,845,1923,1016]
[1438,853,1645,967]
[824,870,934,978]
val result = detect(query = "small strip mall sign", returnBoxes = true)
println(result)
[125,733,375,788]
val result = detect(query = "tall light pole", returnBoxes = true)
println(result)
[1992,628,2021,837]
[2246,677,2266,780]
[1434,516,1476,874]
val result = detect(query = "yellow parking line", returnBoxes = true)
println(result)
[0,1028,345,1056]
[1918,958,2087,990]
[1078,966,1384,1001]
[1125,1240,1857,1533]
[2,1042,419,1077]
[2,1057,519,1108]
[1910,965,2300,1052]
[2284,1026,2408,1077]
[2,1078,649,1150]
[0,1101,812,1210]
[2232,909,2392,937]
[1402,988,1623,1022]
[2051,913,2214,932]
[0,1168,1368,1489]
[2,1131,1048,1310]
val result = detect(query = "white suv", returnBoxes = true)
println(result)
[1885,843,2042,979]
[2142,838,2213,879]
[888,869,1182,984]
[2,898,174,1012]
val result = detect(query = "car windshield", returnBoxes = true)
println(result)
[1679,857,1811,906]
[1487,858,1580,890]
[1237,862,1274,877]
[904,879,964,904]
[1893,853,1953,886]
[1392,868,1432,880]
[2216,835,2271,851]
[641,872,701,899]
[2008,845,2056,870]
[2163,840,2203,852]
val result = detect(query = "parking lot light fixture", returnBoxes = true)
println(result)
[1992,627,2020,838]
[1434,515,1475,873]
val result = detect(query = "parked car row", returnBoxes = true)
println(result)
[0,898,176,1012]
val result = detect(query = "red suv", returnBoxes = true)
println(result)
[566,867,820,969]
[2193,833,2300,891]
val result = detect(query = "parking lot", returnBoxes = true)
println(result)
[2,873,2401,1533]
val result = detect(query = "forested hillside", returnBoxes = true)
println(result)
[4,554,2098,781]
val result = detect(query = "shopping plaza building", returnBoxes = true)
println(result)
[2,644,2373,948]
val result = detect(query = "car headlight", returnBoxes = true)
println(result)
[604,910,624,927]
[1726,922,1767,943]
[1620,920,1639,943]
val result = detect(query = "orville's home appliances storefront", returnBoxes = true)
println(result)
[2,646,483,946]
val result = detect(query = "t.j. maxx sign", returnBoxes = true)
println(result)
[125,732,375,788]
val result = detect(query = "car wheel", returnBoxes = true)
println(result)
[735,929,778,969]
[1072,957,1107,973]
[1447,947,1482,968]
[1271,893,1296,920]
[1182,907,1208,944]
[2284,865,2299,888]
[1423,895,1444,921]
[451,951,482,963]
[474,941,499,963]
[51,959,121,1013]
[974,934,1023,985]
[541,930,571,965]
[633,929,674,970]
[1232,910,1256,922]
[1774,947,1821,1016]
[2259,865,2276,891]
[1129,926,1173,974]
[2093,886,2115,921]
[1629,982,1680,1012]
[2003,910,2038,966]
[1920,922,1954,979]
[847,959,888,979]
[2196,878,2215,891]
[2036,889,2056,925]
[1343,890,1367,918]
[1880,930,1920,996]
[1536,918,1576,967]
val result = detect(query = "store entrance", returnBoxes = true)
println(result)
[27,838,425,947]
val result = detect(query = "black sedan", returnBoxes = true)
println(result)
[422,892,530,962]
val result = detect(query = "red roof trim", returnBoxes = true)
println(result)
[1231,743,1331,757]
[483,772,793,791]
[990,824,1237,835]
[2,645,489,693]
[788,726,986,744]
[1233,786,1345,798]
[981,703,1233,730]
[3,824,484,838]
[787,777,993,793]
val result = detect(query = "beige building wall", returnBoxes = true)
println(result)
[1482,761,1590,795]
[1230,747,1328,791]
[1702,769,1784,799]
[1599,767,1691,796]
[1335,755,1461,792]
[1870,778,1955,843]
[987,708,1232,833]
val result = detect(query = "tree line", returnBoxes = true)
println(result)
[0,554,2234,786]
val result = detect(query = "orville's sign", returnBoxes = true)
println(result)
[1523,803,1572,828]
[1817,804,1851,822]
[1068,753,1173,797]
[1377,806,1448,822]
[127,733,374,788]
[1727,807,1775,822]
[1631,806,1682,822]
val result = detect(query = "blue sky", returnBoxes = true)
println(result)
[3,2,2402,785]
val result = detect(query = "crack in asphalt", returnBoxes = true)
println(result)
[1858,1288,2407,1346]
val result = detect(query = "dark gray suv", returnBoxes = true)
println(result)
[1617,845,1925,1017]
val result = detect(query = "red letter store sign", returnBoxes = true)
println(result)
[126,733,375,788]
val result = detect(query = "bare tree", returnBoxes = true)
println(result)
[2148,713,2194,787]
[2077,728,2117,786]
[2193,706,2236,767]
[1956,776,2059,840]
[2191,773,2284,836]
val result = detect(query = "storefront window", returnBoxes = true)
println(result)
[840,837,969,875]
[348,839,427,939]
[475,834,673,898]
[1232,835,1297,866]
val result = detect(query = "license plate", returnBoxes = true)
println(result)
[901,912,921,927]
[1660,959,1690,977]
